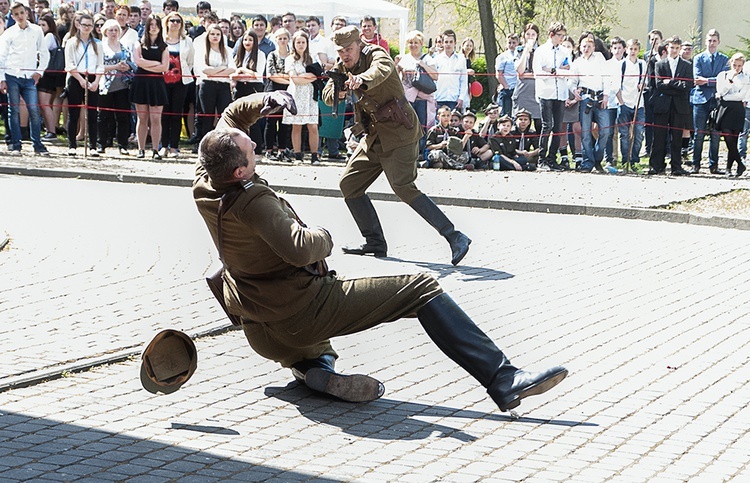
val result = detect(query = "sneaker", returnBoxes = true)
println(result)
[42,132,57,141]
[35,149,51,157]
[168,151,179,159]
[604,162,618,174]
[88,151,99,158]
[152,150,162,160]
[559,155,571,170]
[67,147,76,156]
[137,150,145,159]
[327,152,346,160]
[119,147,129,156]
[96,146,105,154]
[594,161,604,173]
[8,147,21,154]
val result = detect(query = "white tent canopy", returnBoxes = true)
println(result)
[207,0,409,53]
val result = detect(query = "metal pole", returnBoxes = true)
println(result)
[416,0,424,32]
[83,77,88,159]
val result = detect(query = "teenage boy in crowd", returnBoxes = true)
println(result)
[617,38,647,171]
[0,1,49,155]
[532,21,571,171]
[359,15,388,50]
[691,29,729,174]
[603,36,626,171]
[568,36,612,173]
[648,36,693,176]
[434,29,467,112]
[643,29,662,157]
[495,33,519,116]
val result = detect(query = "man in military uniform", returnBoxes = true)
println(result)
[192,91,568,414]
[322,26,471,266]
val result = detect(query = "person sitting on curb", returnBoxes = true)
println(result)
[424,105,467,169]
[511,108,541,170]
[191,91,569,415]
[460,111,493,170]
[488,115,527,171]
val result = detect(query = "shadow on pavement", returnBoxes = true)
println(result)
[383,257,515,282]
[0,410,334,481]
[264,382,596,442]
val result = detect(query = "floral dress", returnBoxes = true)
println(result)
[282,56,317,125]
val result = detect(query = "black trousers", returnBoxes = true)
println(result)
[539,98,565,162]
[98,87,131,149]
[161,81,188,150]
[67,75,100,149]
[197,80,231,142]
[650,109,686,172]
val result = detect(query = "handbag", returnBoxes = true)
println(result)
[411,54,437,94]
[707,104,719,131]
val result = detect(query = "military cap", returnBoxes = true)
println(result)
[333,25,361,50]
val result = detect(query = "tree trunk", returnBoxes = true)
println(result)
[477,0,498,102]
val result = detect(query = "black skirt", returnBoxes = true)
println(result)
[716,99,745,133]
[130,68,169,106]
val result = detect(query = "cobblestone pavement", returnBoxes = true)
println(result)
[1,176,749,481]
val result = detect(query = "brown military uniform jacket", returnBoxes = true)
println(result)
[322,45,422,153]
[193,96,333,323]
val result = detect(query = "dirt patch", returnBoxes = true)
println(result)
[663,188,750,218]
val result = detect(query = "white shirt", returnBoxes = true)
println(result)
[309,34,335,66]
[605,56,623,108]
[194,47,231,83]
[668,56,679,78]
[716,70,750,102]
[64,37,104,76]
[532,40,571,101]
[0,22,49,81]
[233,49,267,83]
[119,26,140,52]
[434,50,467,102]
[568,51,606,94]
[619,57,647,109]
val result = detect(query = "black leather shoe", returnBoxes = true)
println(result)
[737,162,746,177]
[544,161,564,172]
[342,243,387,258]
[646,168,665,175]
[447,232,471,266]
[690,166,700,174]
[594,162,604,173]
[488,366,569,411]
[671,168,691,176]
[304,368,385,402]
[709,167,725,175]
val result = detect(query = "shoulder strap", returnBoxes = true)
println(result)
[216,186,244,264]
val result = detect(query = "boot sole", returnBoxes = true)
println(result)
[304,368,385,402]
[499,368,568,411]
[341,248,387,258]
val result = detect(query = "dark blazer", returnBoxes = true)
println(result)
[653,57,693,117]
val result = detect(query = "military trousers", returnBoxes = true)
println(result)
[241,273,442,368]
[339,138,424,204]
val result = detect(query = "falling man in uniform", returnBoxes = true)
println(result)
[190,91,568,415]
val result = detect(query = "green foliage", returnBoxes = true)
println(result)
[469,55,493,113]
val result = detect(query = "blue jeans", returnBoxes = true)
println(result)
[496,88,514,116]
[604,108,618,163]
[739,106,750,160]
[5,74,43,151]
[617,105,645,165]
[692,99,720,169]
[318,136,340,156]
[579,98,612,170]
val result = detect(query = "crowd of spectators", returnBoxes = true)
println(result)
[0,3,749,176]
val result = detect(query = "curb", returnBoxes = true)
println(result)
[3,165,749,231]
[0,321,237,394]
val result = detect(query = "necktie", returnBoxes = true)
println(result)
[710,53,715,71]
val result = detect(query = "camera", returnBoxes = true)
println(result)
[584,98,596,115]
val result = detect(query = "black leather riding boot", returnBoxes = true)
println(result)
[417,294,568,412]
[291,354,385,403]
[342,195,388,257]
[408,194,471,265]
